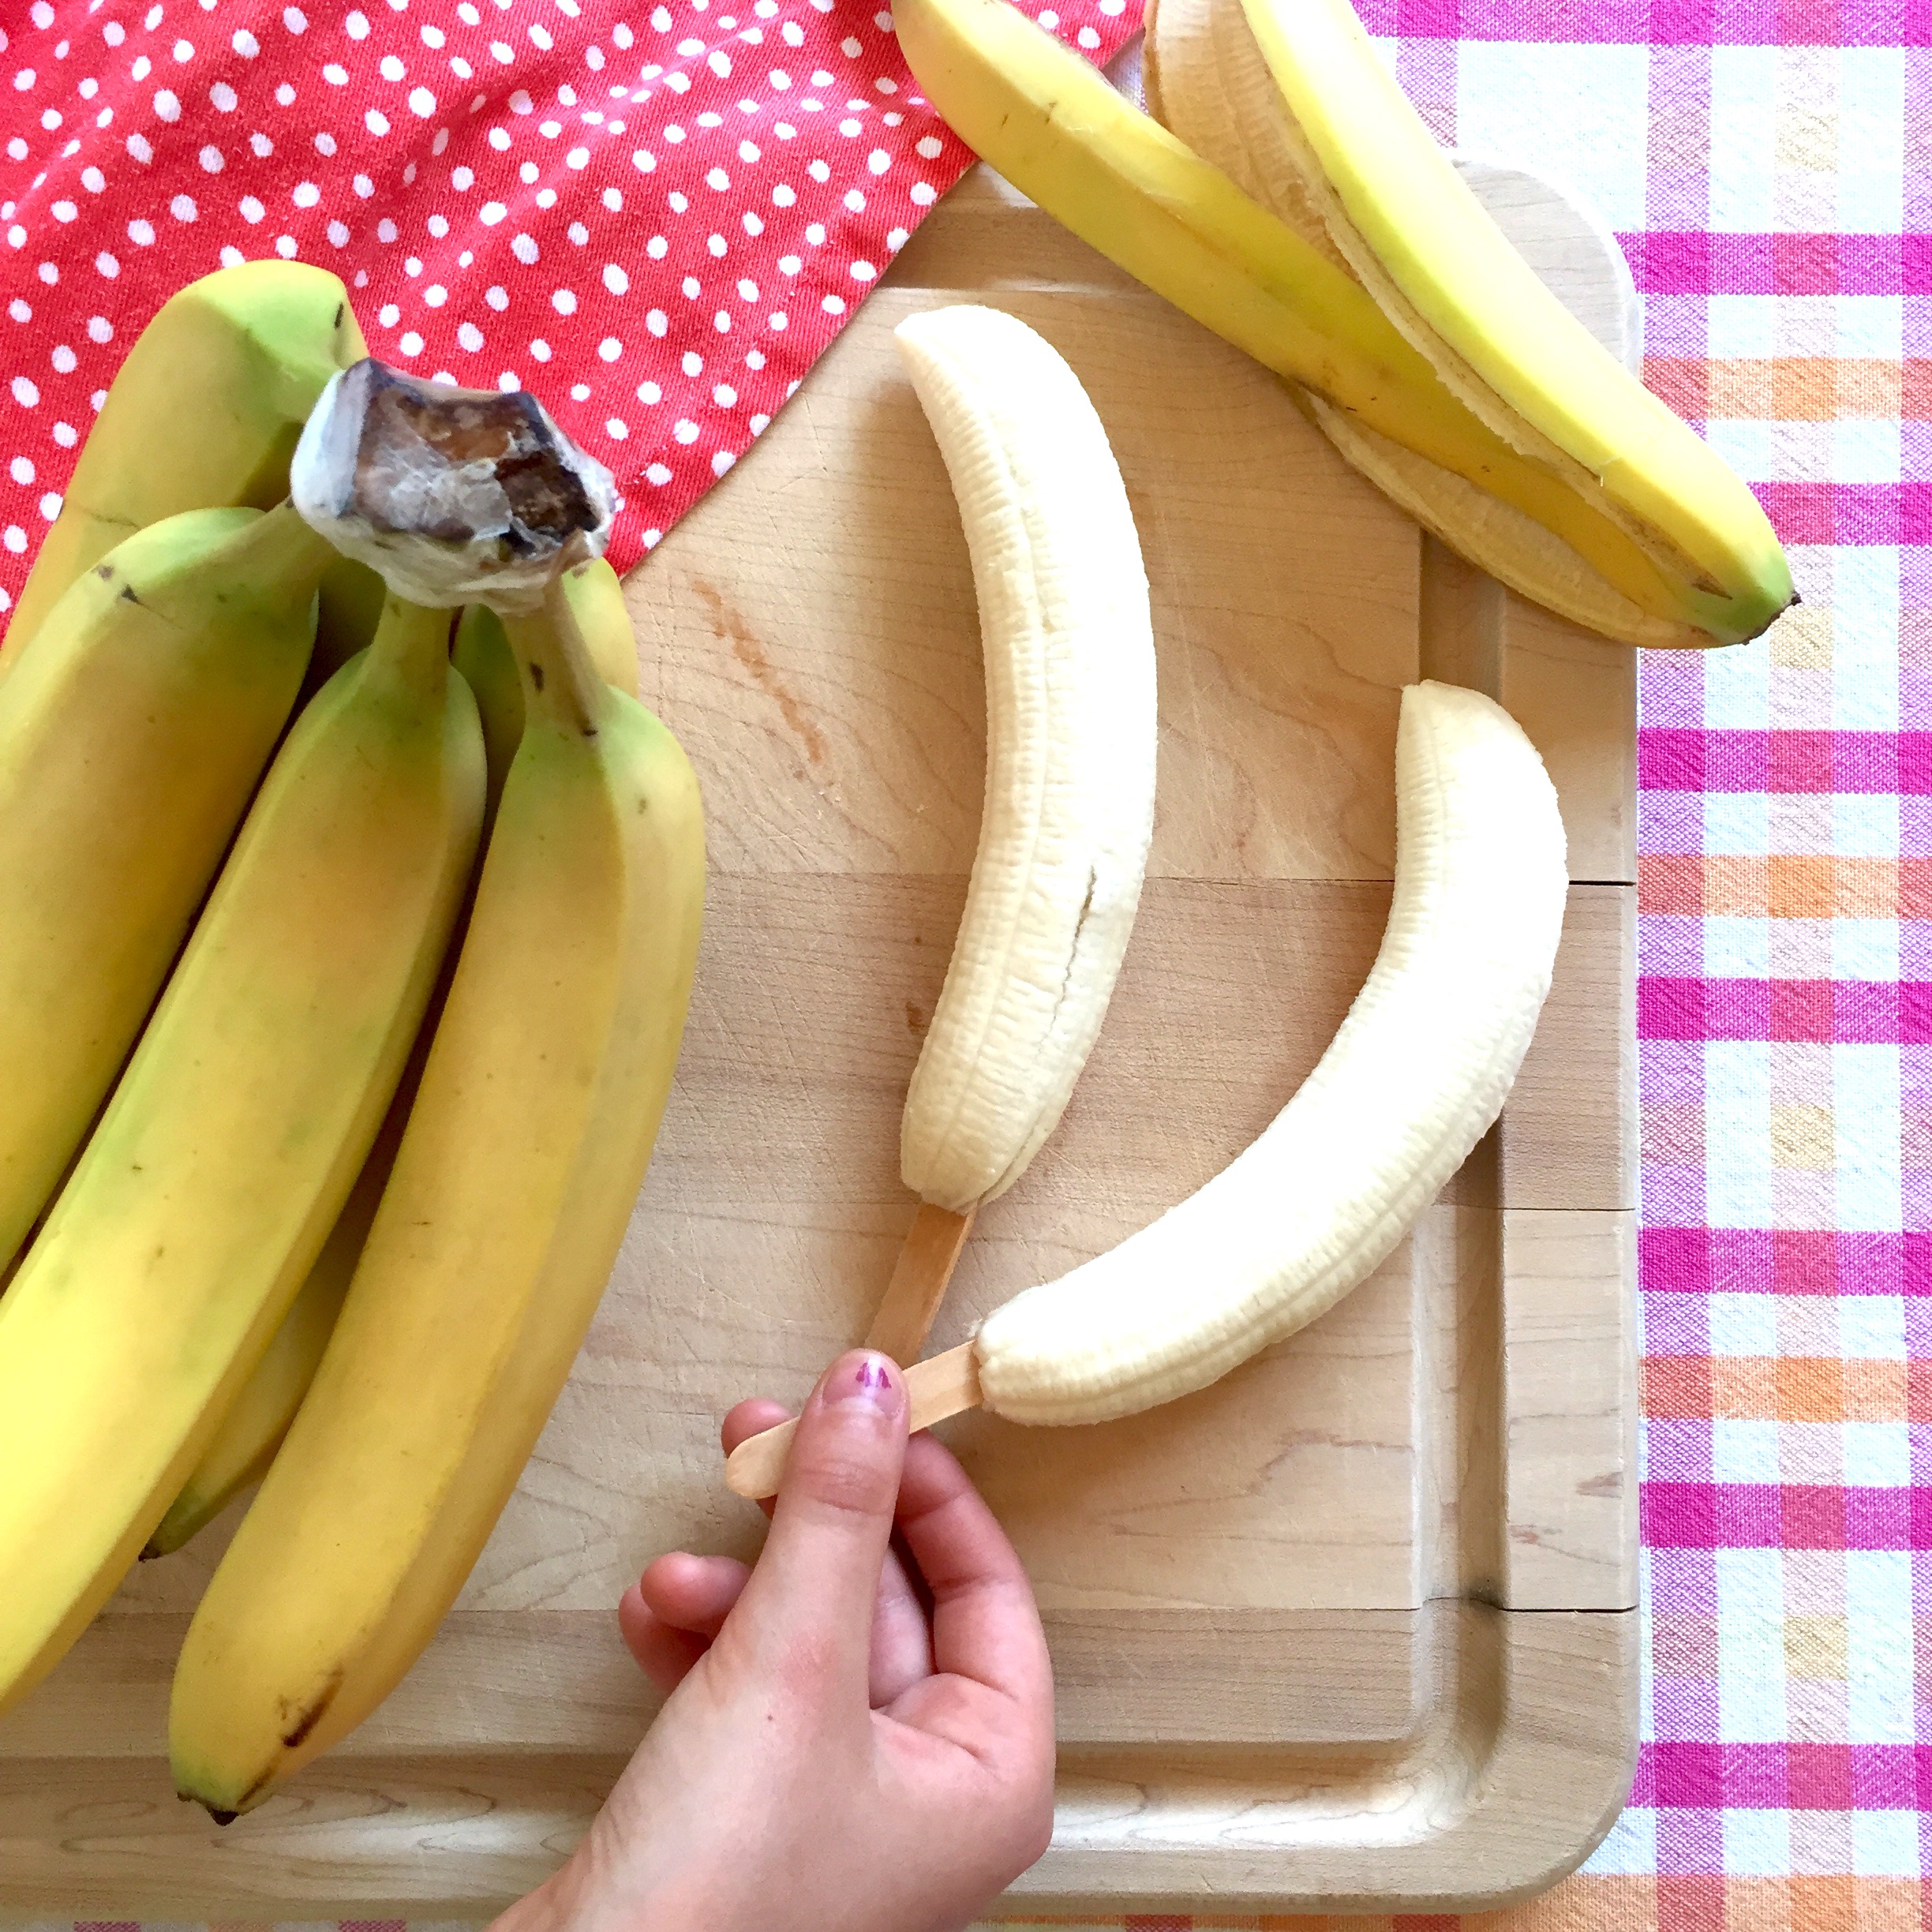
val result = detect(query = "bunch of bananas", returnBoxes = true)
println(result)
[0,263,706,1821]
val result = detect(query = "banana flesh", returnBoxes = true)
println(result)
[170,578,704,1818]
[895,306,1157,1215]
[6,263,365,656]
[0,593,483,1715]
[155,559,647,1557]
[972,680,1566,1425]
[893,0,1791,646]
[0,504,335,1272]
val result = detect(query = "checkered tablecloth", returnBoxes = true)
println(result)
[11,0,1914,1925]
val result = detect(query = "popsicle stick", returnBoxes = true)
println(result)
[864,1200,976,1363]
[724,1341,983,1499]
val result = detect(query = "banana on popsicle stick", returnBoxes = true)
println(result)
[859,304,1159,1368]
[728,679,1569,1500]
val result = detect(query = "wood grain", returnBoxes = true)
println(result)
[0,156,1638,1915]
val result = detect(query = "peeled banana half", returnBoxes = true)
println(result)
[729,680,1566,1493]
[896,305,1159,1217]
[893,0,1792,648]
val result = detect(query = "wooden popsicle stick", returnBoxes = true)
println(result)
[724,1341,983,1499]
[863,1200,976,1363]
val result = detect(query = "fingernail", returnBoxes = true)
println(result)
[822,1350,904,1414]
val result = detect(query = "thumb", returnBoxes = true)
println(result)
[732,1350,909,1696]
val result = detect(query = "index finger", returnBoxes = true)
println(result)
[893,1431,1050,1713]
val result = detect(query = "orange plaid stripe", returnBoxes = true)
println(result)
[1639,855,1926,919]
[1644,356,1930,421]
[1642,1357,1926,1423]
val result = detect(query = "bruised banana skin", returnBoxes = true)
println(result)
[0,593,483,1715]
[895,306,1157,1215]
[6,262,365,658]
[1228,0,1791,642]
[1144,0,1705,650]
[972,682,1567,1426]
[171,579,703,1818]
[0,504,337,1275]
[896,0,1788,646]
[157,561,647,1555]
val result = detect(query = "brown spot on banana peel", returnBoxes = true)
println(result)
[277,1665,345,1750]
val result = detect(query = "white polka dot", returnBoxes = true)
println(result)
[646,462,672,485]
[275,234,298,256]
[915,135,943,159]
[769,309,788,329]
[636,380,661,402]
[284,7,309,32]
[324,61,349,82]
[127,218,155,244]
[354,173,374,197]
[366,107,390,134]
[485,284,509,310]
[480,201,507,225]
[233,28,259,54]
[750,413,770,433]
[377,217,399,242]
[822,292,844,313]
[647,307,668,335]
[530,337,552,361]
[11,376,38,406]
[512,233,538,264]
[399,330,424,356]
[672,418,698,444]
[843,188,864,212]
[1,526,22,552]
[51,200,75,222]
[378,302,400,326]
[50,345,76,373]
[713,382,736,406]
[210,80,237,110]
[777,253,800,274]
[867,146,889,175]
[910,181,936,206]
[552,288,578,314]
[1076,24,1099,46]
[328,219,349,245]
[80,167,105,192]
[736,276,758,298]
[567,221,590,245]
[51,420,77,447]
[174,38,194,62]
[455,320,484,351]
[251,131,275,157]
[605,417,628,439]
[850,260,875,280]
[95,251,118,276]
[424,283,447,307]
[713,309,732,331]
[409,86,435,116]
[595,336,621,361]
[127,132,153,163]
[498,370,519,391]
[712,450,734,475]
[293,180,320,207]
[566,145,589,168]
[9,456,31,484]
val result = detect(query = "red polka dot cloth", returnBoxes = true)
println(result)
[0,0,1139,610]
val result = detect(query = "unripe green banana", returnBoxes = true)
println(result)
[0,503,337,1273]
[6,263,365,657]
[0,592,484,1717]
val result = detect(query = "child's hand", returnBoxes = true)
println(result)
[493,1349,1056,1932]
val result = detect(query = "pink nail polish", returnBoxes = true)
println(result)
[823,1350,904,1412]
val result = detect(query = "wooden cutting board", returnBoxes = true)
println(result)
[0,162,1638,1919]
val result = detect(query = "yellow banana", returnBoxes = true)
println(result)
[155,560,644,1556]
[6,263,365,656]
[0,592,483,1717]
[171,574,703,1817]
[0,503,337,1272]
[141,1103,401,1560]
[893,0,1791,645]
[454,555,641,804]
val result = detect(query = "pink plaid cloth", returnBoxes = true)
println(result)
[11,0,1915,1925]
